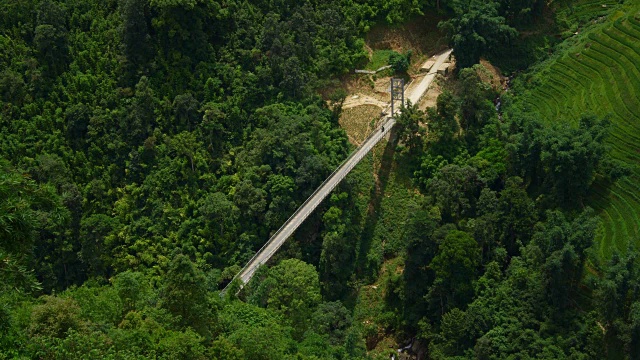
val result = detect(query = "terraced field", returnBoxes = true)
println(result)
[554,0,619,31]
[519,6,640,261]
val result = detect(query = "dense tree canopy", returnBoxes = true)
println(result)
[439,0,518,69]
[0,0,635,358]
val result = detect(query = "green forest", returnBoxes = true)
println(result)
[1,0,639,358]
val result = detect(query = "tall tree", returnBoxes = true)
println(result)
[497,176,537,256]
[34,0,69,77]
[267,259,321,338]
[119,0,151,70]
[403,204,441,326]
[533,210,598,309]
[458,65,496,137]
[427,230,480,314]
[427,91,460,149]
[427,164,483,222]
[0,157,69,292]
[538,115,611,206]
[159,253,212,336]
[396,101,425,152]
[439,0,518,69]
[319,205,353,299]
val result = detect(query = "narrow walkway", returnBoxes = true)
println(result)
[222,49,452,294]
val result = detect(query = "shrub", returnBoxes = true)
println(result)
[389,50,412,73]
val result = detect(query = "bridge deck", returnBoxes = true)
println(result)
[222,49,452,294]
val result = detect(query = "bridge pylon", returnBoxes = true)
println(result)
[390,78,405,117]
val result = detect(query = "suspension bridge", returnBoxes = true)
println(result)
[222,49,453,294]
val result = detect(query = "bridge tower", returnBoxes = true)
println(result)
[390,78,405,117]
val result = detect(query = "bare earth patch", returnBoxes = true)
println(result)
[337,75,389,103]
[339,105,382,145]
[418,77,442,111]
[365,13,447,56]
[343,94,388,110]
[373,77,392,97]
[479,59,508,92]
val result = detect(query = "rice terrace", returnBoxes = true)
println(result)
[517,0,640,261]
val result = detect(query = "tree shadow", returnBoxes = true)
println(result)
[354,130,398,282]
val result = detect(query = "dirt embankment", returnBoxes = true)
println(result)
[365,14,448,57]
[478,59,508,92]
[417,78,442,111]
[342,94,388,110]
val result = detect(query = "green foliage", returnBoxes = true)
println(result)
[554,0,618,34]
[595,250,640,324]
[28,296,85,339]
[68,282,124,327]
[377,0,423,24]
[0,158,68,293]
[210,337,246,360]
[219,301,295,359]
[505,112,618,207]
[458,65,497,139]
[311,301,353,345]
[366,49,396,71]
[403,204,441,325]
[509,5,640,258]
[439,0,518,69]
[427,91,460,147]
[159,253,212,336]
[395,101,425,152]
[497,0,544,25]
[34,1,69,76]
[532,210,598,309]
[497,177,537,255]
[388,50,412,73]
[157,328,208,360]
[319,203,355,299]
[468,139,507,185]
[0,0,637,357]
[119,0,152,70]
[0,0,363,299]
[427,230,480,313]
[266,259,321,337]
[112,270,150,313]
[411,10,638,358]
[427,164,483,222]
[539,115,612,205]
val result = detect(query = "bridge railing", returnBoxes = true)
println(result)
[221,50,452,295]
[222,115,396,294]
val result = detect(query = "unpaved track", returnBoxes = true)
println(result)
[342,94,389,109]
[408,49,452,105]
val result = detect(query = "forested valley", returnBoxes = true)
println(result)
[1,0,640,358]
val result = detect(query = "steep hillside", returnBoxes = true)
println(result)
[515,3,640,260]
[554,0,620,33]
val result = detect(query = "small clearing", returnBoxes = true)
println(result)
[331,15,449,150]
[339,105,381,146]
[343,94,389,110]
